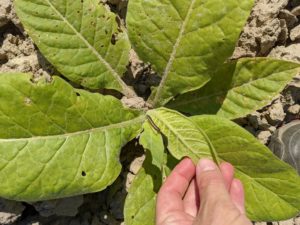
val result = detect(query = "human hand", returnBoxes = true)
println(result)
[156,158,252,225]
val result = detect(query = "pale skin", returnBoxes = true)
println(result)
[156,158,252,225]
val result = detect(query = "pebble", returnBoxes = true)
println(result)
[278,219,296,225]
[257,130,272,144]
[266,100,286,126]
[290,24,300,41]
[291,5,300,16]
[288,104,300,114]
[129,155,145,175]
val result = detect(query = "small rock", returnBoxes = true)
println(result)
[295,216,300,225]
[121,96,147,110]
[277,219,296,225]
[269,44,300,62]
[279,9,298,28]
[268,126,277,132]
[257,130,272,144]
[99,211,118,225]
[290,24,300,41]
[291,5,300,16]
[129,155,145,175]
[259,19,282,55]
[0,198,25,225]
[287,104,300,114]
[266,100,286,126]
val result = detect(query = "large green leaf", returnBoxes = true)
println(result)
[168,58,300,119]
[127,0,254,107]
[125,121,177,225]
[147,108,300,221]
[15,0,135,96]
[0,73,144,201]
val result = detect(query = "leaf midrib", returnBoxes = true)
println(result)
[149,110,210,158]
[44,0,134,96]
[152,0,197,106]
[0,116,145,141]
[205,131,300,211]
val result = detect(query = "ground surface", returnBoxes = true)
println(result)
[0,0,299,224]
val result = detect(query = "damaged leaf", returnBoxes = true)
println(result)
[0,73,143,201]
[15,0,134,96]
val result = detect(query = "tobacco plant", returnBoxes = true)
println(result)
[0,0,299,223]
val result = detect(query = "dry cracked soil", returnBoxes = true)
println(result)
[0,0,300,224]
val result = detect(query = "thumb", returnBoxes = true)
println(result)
[196,159,231,206]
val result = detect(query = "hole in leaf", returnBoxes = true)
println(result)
[82,171,86,177]
[76,92,81,96]
[111,33,117,45]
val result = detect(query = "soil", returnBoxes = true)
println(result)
[0,0,300,224]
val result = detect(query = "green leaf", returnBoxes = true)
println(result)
[0,73,144,201]
[124,156,159,225]
[147,108,300,221]
[168,58,300,119]
[127,0,254,107]
[147,109,212,162]
[124,119,180,225]
[15,0,135,96]
[139,120,166,169]
[167,61,236,115]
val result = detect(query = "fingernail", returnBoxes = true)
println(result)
[197,159,217,172]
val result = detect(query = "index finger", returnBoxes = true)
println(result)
[156,158,195,224]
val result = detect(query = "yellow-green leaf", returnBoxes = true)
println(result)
[0,73,144,201]
[15,0,134,96]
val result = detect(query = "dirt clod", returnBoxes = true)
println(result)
[290,24,300,41]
